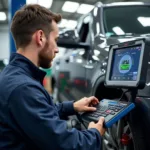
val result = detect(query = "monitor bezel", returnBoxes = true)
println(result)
[105,40,145,88]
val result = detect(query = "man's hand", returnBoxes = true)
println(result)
[73,96,99,112]
[88,117,106,136]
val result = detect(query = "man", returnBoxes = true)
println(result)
[0,4,105,150]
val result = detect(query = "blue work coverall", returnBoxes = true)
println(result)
[0,53,101,150]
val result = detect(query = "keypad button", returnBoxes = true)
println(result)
[108,104,114,107]
[97,110,104,114]
[109,106,116,110]
[106,110,111,113]
[114,109,119,112]
[116,107,121,110]
[102,114,107,117]
[94,114,99,117]
[111,112,115,115]
[89,114,94,117]
[118,105,124,108]
[94,113,100,116]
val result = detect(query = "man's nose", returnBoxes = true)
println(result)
[55,48,59,53]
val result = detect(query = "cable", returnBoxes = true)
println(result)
[76,112,87,129]
[119,89,130,101]
[117,89,130,105]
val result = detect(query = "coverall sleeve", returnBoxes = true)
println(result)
[55,101,76,119]
[8,83,102,150]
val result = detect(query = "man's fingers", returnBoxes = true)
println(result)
[98,117,105,125]
[89,121,95,125]
[91,100,98,105]
[88,96,99,104]
[85,106,97,111]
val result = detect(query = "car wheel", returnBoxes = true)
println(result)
[102,118,134,150]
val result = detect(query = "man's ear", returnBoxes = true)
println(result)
[35,30,45,47]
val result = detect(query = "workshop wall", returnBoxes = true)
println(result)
[0,25,9,60]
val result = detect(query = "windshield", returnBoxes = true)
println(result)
[103,6,150,37]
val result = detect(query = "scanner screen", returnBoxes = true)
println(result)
[110,45,141,81]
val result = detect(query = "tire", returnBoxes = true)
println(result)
[127,106,149,150]
[101,112,147,150]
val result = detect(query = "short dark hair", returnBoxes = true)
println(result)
[11,4,61,49]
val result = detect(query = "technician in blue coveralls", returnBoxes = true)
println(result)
[0,4,105,150]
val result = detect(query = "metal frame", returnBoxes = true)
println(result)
[105,40,145,88]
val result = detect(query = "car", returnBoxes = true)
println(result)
[51,2,150,150]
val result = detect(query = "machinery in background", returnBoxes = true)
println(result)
[51,2,150,150]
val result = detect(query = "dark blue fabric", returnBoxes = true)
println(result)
[0,53,101,150]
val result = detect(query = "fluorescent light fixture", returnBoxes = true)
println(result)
[107,2,144,6]
[112,26,125,35]
[77,4,94,14]
[58,19,77,29]
[38,0,53,8]
[138,17,150,27]
[58,19,68,28]
[0,12,6,21]
[62,1,79,13]
[66,20,77,29]
[26,0,53,8]
[26,0,37,4]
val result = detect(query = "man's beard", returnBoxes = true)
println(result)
[38,42,52,69]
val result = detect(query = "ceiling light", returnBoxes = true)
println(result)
[0,12,6,21]
[110,2,144,6]
[26,0,53,8]
[58,19,68,28]
[66,20,77,29]
[112,26,125,35]
[62,1,79,13]
[26,0,37,4]
[58,19,77,29]
[77,4,94,14]
[38,0,53,8]
[138,17,150,27]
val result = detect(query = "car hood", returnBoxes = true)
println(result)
[106,34,150,46]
